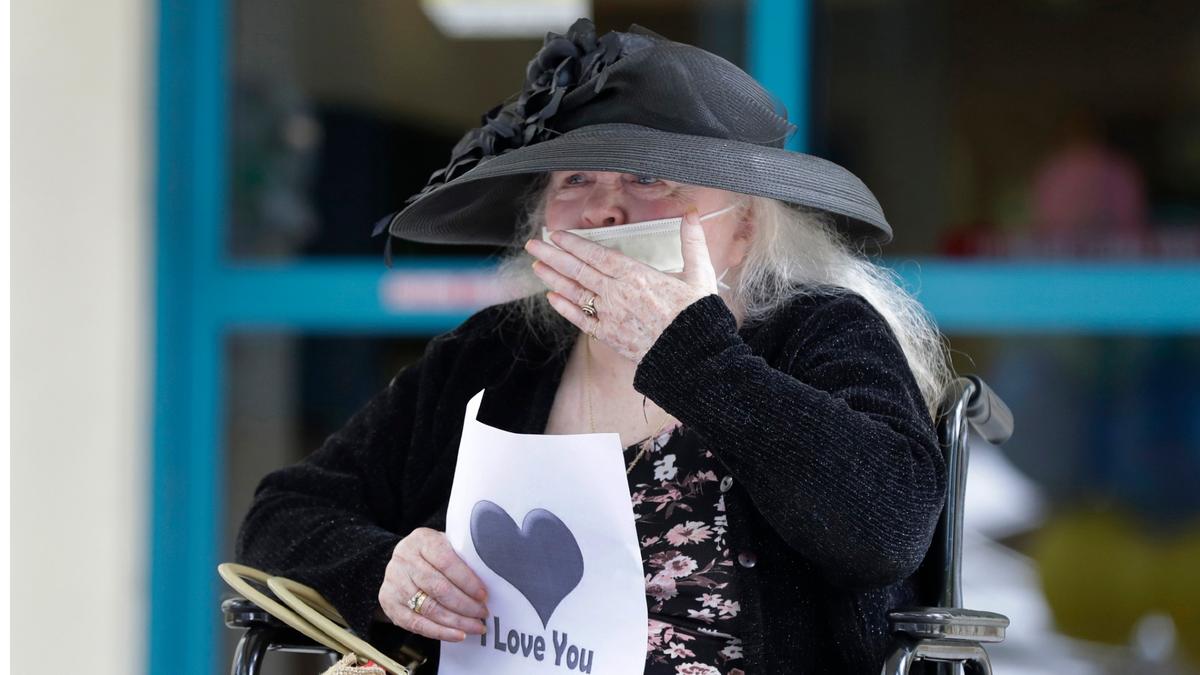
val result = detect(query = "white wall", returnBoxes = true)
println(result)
[12,0,151,672]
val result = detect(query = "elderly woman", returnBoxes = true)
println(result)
[237,19,950,675]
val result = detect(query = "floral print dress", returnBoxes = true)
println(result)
[624,420,746,675]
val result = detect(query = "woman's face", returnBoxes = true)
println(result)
[541,171,753,276]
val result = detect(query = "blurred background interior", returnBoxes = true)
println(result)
[12,0,1199,674]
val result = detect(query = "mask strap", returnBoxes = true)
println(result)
[698,203,739,221]
[716,266,733,291]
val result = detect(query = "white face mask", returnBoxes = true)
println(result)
[542,203,738,275]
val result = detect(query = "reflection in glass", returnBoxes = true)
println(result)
[228,0,746,261]
[949,334,1200,672]
[814,1,1200,258]
[223,332,428,674]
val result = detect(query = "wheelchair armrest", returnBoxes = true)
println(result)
[888,606,1009,644]
[222,596,431,674]
[223,596,340,675]
[223,596,294,631]
[222,595,333,652]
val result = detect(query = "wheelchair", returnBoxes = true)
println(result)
[222,375,1013,675]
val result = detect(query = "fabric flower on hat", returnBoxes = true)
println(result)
[393,18,658,214]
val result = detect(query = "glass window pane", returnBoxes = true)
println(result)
[945,334,1200,670]
[228,1,746,260]
[814,1,1200,259]
[222,332,430,675]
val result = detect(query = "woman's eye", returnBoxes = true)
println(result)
[563,173,586,185]
[633,175,660,186]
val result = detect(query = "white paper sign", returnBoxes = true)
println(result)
[440,389,648,675]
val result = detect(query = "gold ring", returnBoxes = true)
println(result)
[408,589,430,615]
[580,294,598,318]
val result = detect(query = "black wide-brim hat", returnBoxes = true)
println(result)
[372,19,890,259]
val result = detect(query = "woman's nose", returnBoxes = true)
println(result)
[579,187,628,229]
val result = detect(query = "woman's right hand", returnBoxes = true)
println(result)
[378,527,490,641]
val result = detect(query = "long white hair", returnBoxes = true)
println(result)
[494,175,953,417]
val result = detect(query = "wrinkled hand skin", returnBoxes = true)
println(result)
[525,206,718,364]
[378,527,490,642]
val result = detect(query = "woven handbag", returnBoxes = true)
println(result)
[218,562,420,675]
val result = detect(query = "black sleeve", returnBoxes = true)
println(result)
[633,292,946,590]
[234,356,421,635]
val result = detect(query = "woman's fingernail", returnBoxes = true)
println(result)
[685,205,699,220]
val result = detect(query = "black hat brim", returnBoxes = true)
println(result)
[383,123,892,247]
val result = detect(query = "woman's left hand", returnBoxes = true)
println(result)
[524,205,719,364]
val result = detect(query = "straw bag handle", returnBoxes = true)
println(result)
[217,563,412,675]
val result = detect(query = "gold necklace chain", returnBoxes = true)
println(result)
[584,335,671,475]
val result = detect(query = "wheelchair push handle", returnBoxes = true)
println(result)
[963,375,1013,445]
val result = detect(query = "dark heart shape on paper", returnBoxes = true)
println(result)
[470,500,584,627]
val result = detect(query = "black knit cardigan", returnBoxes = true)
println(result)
[236,289,947,674]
